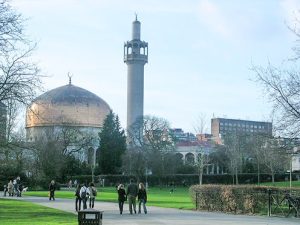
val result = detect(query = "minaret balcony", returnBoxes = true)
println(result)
[124,54,148,63]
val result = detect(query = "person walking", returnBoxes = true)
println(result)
[126,179,138,214]
[12,179,17,196]
[68,180,72,189]
[49,180,56,201]
[3,184,7,196]
[7,180,13,196]
[117,184,126,214]
[16,176,21,197]
[89,182,97,208]
[138,183,147,214]
[80,182,90,209]
[75,183,82,211]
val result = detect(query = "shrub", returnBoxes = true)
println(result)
[190,184,300,215]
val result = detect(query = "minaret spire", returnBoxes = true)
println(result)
[124,17,148,133]
[67,72,72,85]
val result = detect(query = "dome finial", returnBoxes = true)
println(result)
[67,72,73,85]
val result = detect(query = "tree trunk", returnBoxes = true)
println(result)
[257,162,260,185]
[199,167,203,185]
[235,167,239,185]
[271,171,275,184]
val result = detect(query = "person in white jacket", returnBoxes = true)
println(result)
[79,182,90,209]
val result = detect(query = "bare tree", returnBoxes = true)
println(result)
[126,115,175,181]
[193,112,208,135]
[223,132,248,185]
[253,11,300,137]
[260,137,288,184]
[28,127,97,180]
[193,113,211,185]
[254,64,300,137]
[0,0,42,105]
[248,133,267,185]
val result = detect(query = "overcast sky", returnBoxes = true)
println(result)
[11,0,300,133]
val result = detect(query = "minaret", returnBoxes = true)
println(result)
[124,16,148,131]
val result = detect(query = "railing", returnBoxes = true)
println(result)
[267,189,300,217]
[124,54,148,62]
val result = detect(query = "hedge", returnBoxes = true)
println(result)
[190,184,300,215]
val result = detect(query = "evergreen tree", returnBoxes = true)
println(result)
[97,111,126,174]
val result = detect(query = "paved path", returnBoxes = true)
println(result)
[1,195,300,225]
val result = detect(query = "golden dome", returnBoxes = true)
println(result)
[26,84,111,128]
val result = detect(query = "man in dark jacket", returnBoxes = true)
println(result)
[49,180,56,201]
[126,179,138,214]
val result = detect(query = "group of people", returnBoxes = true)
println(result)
[117,179,147,215]
[72,179,148,215]
[33,178,148,215]
[3,176,25,197]
[74,182,97,211]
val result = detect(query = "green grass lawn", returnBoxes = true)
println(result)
[0,199,77,225]
[24,186,194,210]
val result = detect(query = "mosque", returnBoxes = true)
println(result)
[25,17,148,164]
[25,78,111,162]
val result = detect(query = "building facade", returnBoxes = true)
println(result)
[211,118,272,139]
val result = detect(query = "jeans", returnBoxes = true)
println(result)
[138,199,147,214]
[82,197,88,209]
[89,197,95,208]
[49,191,55,200]
[75,197,81,211]
[128,195,136,214]
[118,200,124,214]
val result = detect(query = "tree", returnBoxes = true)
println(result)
[126,115,175,182]
[223,131,248,185]
[26,126,98,183]
[0,0,41,180]
[253,11,300,138]
[193,112,211,185]
[97,111,126,174]
[247,133,268,185]
[254,64,300,137]
[0,0,41,105]
[260,137,288,183]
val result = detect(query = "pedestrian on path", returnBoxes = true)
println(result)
[126,179,138,214]
[117,184,126,214]
[75,183,82,211]
[7,180,13,196]
[138,182,147,214]
[68,180,72,189]
[3,184,7,196]
[49,180,56,201]
[80,182,90,209]
[89,182,97,208]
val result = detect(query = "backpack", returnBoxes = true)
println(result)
[92,187,97,197]
[81,187,87,199]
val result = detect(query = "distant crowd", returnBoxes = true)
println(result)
[3,176,28,197]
